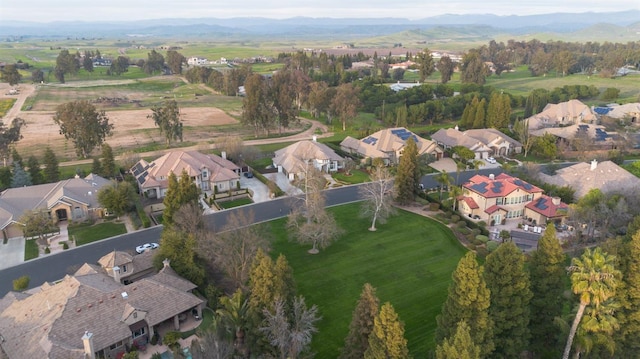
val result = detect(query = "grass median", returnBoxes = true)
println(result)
[69,221,127,246]
[270,203,467,357]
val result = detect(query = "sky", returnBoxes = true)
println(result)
[2,0,639,23]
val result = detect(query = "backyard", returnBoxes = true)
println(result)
[270,203,467,357]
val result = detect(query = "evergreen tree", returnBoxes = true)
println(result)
[178,169,200,205]
[472,98,486,129]
[529,225,566,357]
[435,320,480,359]
[274,254,296,307]
[616,231,640,356]
[43,147,60,183]
[436,252,494,357]
[459,96,479,129]
[340,283,381,359]
[162,171,180,225]
[100,143,116,178]
[11,148,22,167]
[0,167,11,190]
[499,94,512,129]
[486,92,502,129]
[364,302,410,359]
[153,227,204,286]
[249,249,277,313]
[26,155,43,185]
[394,137,419,204]
[484,241,532,358]
[10,162,31,187]
[91,157,102,176]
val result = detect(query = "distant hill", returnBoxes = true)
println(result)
[1,10,639,41]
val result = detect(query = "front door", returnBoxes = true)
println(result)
[492,214,501,226]
[55,209,68,222]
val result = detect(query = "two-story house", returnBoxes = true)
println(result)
[273,138,345,181]
[458,173,568,226]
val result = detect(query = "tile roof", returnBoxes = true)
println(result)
[601,103,640,119]
[463,173,542,198]
[431,128,486,150]
[273,140,344,175]
[461,196,479,209]
[526,99,596,130]
[462,128,522,148]
[340,127,442,160]
[485,205,507,214]
[525,195,569,219]
[529,123,613,141]
[0,261,203,359]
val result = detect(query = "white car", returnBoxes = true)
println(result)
[486,157,497,164]
[135,242,159,254]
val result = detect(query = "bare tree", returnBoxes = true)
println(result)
[216,135,245,164]
[203,210,269,288]
[173,202,205,238]
[360,165,395,231]
[287,159,342,253]
[513,118,534,158]
[260,296,321,359]
[190,321,235,359]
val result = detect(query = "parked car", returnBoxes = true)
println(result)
[486,157,497,164]
[244,171,254,178]
[136,242,159,254]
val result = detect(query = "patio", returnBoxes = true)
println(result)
[140,314,203,359]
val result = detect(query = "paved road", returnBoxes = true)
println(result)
[0,184,366,296]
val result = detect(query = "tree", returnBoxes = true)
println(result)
[270,70,299,133]
[82,54,94,73]
[148,100,183,147]
[460,50,488,85]
[340,283,381,359]
[554,50,576,77]
[0,64,22,85]
[100,143,116,178]
[562,247,621,359]
[435,320,480,359]
[394,137,419,204]
[154,227,205,287]
[392,68,405,81]
[437,56,455,84]
[242,73,274,137]
[20,210,57,241]
[31,69,44,83]
[331,83,361,131]
[360,165,395,231]
[614,231,640,356]
[26,156,43,185]
[486,92,511,130]
[0,118,26,166]
[417,48,435,82]
[216,289,251,356]
[11,161,31,187]
[12,275,29,291]
[364,302,410,359]
[53,100,113,158]
[91,157,102,176]
[143,50,165,74]
[524,88,549,118]
[436,252,494,358]
[260,296,320,359]
[434,170,453,201]
[249,249,278,313]
[483,241,532,358]
[43,147,60,182]
[10,148,22,167]
[166,50,185,74]
[97,181,136,219]
[471,98,486,129]
[205,211,270,288]
[531,133,557,160]
[513,118,534,157]
[109,56,129,75]
[162,170,199,225]
[54,50,79,83]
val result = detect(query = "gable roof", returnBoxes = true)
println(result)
[463,173,543,198]
[525,195,569,219]
[462,128,522,148]
[0,174,110,231]
[526,99,596,130]
[530,123,613,142]
[538,160,640,199]
[0,261,203,359]
[340,127,442,159]
[431,128,491,152]
[273,140,344,174]
[601,102,640,119]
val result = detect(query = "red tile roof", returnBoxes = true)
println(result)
[463,173,543,198]
[461,196,479,209]
[485,205,507,214]
[525,195,569,219]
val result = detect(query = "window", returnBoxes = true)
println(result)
[121,265,127,273]
[109,341,123,350]
[202,170,208,178]
[133,312,137,319]
[496,198,503,205]
[132,327,146,338]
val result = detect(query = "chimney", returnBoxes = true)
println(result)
[552,197,561,205]
[162,258,171,268]
[454,125,459,131]
[590,159,598,171]
[221,151,227,159]
[312,135,317,142]
[82,331,95,359]
[489,173,495,180]
[112,266,121,283]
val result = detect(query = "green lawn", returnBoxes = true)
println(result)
[332,169,370,184]
[270,203,467,357]
[0,98,16,118]
[24,239,39,261]
[69,221,127,246]
[216,197,253,209]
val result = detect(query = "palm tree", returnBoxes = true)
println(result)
[471,159,484,174]
[455,161,466,185]
[434,170,453,201]
[562,247,620,359]
[216,289,250,356]
[449,185,462,211]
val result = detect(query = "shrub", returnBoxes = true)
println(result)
[475,235,489,243]
[12,275,30,291]
[62,242,69,250]
[457,227,470,235]
[487,241,499,252]
[150,334,159,345]
[44,246,50,254]
[468,243,476,250]
[429,202,440,211]
[163,331,181,348]
[451,214,460,222]
[476,246,489,258]
[471,228,481,237]
[415,196,429,205]
[456,220,467,228]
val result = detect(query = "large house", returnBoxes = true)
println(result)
[458,173,568,226]
[131,150,240,199]
[0,174,110,239]
[98,250,156,285]
[538,160,640,200]
[595,103,640,124]
[340,127,443,165]
[529,124,616,149]
[273,139,345,181]
[0,259,203,359]
[526,99,597,130]
[430,126,522,159]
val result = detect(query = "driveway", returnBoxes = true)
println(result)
[240,175,270,203]
[0,237,25,270]
[265,172,304,196]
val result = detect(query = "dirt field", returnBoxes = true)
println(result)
[0,82,240,160]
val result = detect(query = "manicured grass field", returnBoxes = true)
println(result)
[270,203,467,357]
[332,169,370,184]
[24,239,39,261]
[69,221,127,246]
[217,197,253,209]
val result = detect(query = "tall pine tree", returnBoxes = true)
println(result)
[436,252,494,357]
[484,241,532,358]
[529,225,566,357]
[435,320,480,359]
[100,143,116,178]
[472,98,486,129]
[43,147,60,183]
[364,302,410,359]
[616,230,640,356]
[394,137,419,204]
[340,283,381,359]
[26,155,43,185]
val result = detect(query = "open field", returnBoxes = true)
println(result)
[270,203,467,357]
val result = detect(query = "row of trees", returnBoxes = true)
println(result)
[458,92,512,130]
[0,147,59,191]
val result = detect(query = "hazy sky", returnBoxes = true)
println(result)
[2,0,639,22]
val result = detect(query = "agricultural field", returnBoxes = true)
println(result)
[270,203,467,357]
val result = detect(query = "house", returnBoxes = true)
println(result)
[273,138,345,181]
[538,160,640,200]
[0,259,204,359]
[430,127,492,159]
[389,81,423,92]
[389,61,415,70]
[526,99,597,130]
[458,173,568,226]
[462,128,522,156]
[187,57,207,66]
[529,124,616,149]
[340,127,443,165]
[131,150,240,199]
[597,103,640,124]
[0,174,111,239]
[98,250,155,285]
